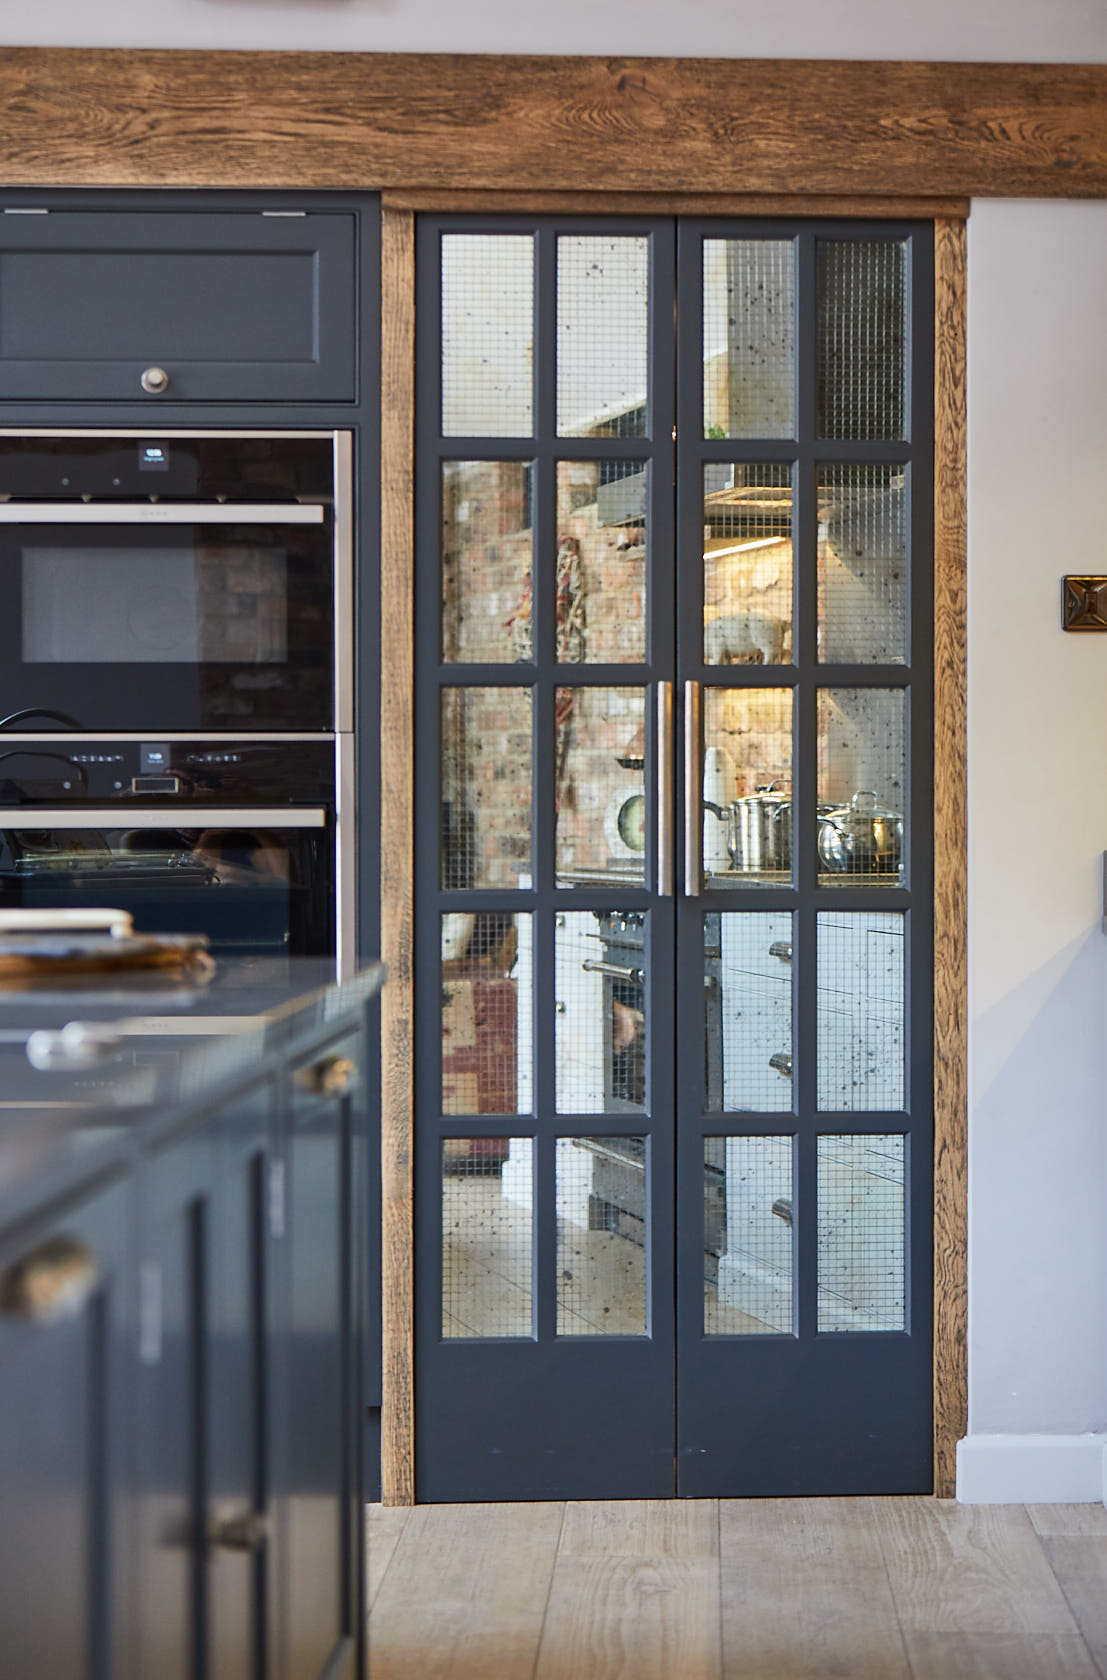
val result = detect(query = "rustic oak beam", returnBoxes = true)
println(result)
[0,50,1103,197]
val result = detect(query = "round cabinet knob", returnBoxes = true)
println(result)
[140,365,170,395]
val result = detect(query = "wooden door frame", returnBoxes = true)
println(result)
[380,193,966,1503]
[4,45,1077,1502]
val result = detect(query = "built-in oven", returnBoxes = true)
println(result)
[0,431,351,734]
[0,736,354,972]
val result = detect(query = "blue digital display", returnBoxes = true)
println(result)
[138,442,169,471]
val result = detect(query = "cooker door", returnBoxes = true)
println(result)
[0,810,335,957]
[0,512,337,732]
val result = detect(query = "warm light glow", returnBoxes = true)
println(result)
[702,536,787,561]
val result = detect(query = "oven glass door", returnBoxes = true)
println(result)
[0,809,335,957]
[0,510,336,731]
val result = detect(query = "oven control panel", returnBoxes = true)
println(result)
[0,739,336,804]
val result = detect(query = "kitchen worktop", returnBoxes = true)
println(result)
[0,954,385,1231]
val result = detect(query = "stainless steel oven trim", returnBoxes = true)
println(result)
[333,430,355,735]
[335,733,356,980]
[0,503,326,524]
[0,807,328,827]
[0,733,337,743]
[0,429,339,440]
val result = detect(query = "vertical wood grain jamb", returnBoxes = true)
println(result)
[932,215,969,1499]
[379,205,416,1506]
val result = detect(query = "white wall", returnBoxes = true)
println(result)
[1,0,1106,60]
[967,199,1107,1442]
[3,0,1106,1491]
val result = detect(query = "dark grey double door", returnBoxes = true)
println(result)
[414,214,934,1500]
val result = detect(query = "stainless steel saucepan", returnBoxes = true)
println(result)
[704,782,791,872]
[817,789,903,874]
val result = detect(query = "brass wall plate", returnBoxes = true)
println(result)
[1062,576,1107,630]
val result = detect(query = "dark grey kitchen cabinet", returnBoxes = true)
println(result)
[0,963,382,1680]
[0,1172,132,1680]
[207,1080,277,1680]
[132,1116,216,1680]
[0,209,356,402]
[271,1033,362,1680]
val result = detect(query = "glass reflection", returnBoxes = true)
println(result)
[816,912,905,1112]
[441,461,534,663]
[703,465,793,667]
[557,236,648,439]
[816,239,906,442]
[702,688,792,888]
[441,233,534,437]
[555,461,647,664]
[704,1136,793,1335]
[555,687,646,885]
[441,912,530,1117]
[816,689,905,884]
[708,912,793,1113]
[817,1134,905,1331]
[556,910,647,1116]
[703,239,795,439]
[818,465,906,664]
[441,687,532,890]
[441,1137,533,1338]
[557,1136,647,1335]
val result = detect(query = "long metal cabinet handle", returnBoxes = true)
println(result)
[656,682,673,897]
[0,806,328,828]
[0,502,326,524]
[684,681,702,898]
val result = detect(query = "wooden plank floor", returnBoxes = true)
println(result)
[368,1498,1107,1679]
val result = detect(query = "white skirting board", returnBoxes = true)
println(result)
[956,1434,1107,1504]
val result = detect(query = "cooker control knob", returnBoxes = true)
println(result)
[140,365,170,395]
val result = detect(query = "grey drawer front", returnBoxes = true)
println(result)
[0,211,356,401]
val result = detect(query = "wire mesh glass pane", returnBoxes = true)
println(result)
[442,1137,533,1338]
[817,1134,905,1331]
[555,460,647,664]
[555,686,647,885]
[442,912,530,1116]
[710,912,793,1112]
[818,465,907,664]
[703,687,793,888]
[703,239,795,438]
[557,236,648,439]
[705,1136,793,1335]
[441,687,531,890]
[816,239,906,441]
[817,688,905,885]
[441,460,535,663]
[556,911,647,1115]
[557,1136,647,1334]
[817,913,905,1112]
[704,464,793,667]
[441,233,534,437]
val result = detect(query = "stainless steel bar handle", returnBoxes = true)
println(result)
[0,503,326,524]
[684,680,702,898]
[656,682,674,897]
[581,959,645,984]
[0,806,328,828]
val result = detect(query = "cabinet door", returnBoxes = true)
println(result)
[271,1032,360,1680]
[0,1173,131,1680]
[207,1080,277,1680]
[132,1125,213,1680]
[0,210,356,401]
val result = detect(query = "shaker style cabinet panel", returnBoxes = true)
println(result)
[0,1175,131,1680]
[271,1032,361,1680]
[0,211,356,401]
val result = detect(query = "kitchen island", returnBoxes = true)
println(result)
[0,955,384,1680]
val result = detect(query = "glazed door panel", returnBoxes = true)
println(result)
[413,214,933,1500]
